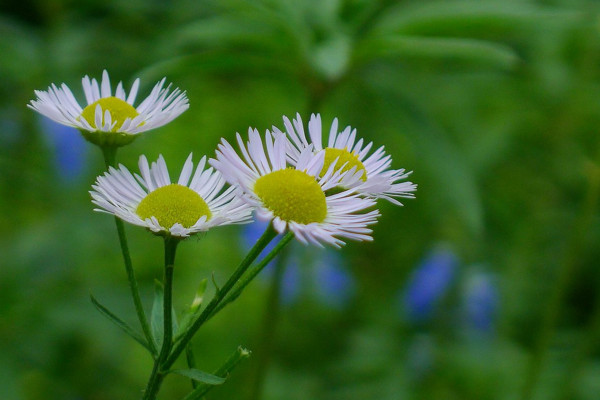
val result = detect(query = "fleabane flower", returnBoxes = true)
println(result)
[29,70,189,147]
[90,154,252,238]
[276,113,417,205]
[210,128,380,248]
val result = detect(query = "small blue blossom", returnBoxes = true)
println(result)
[313,250,355,309]
[401,246,457,323]
[462,270,499,334]
[240,224,355,308]
[242,217,282,266]
[39,117,87,182]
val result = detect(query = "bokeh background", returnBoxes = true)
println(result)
[2,0,600,399]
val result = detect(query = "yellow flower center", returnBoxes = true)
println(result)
[136,184,211,229]
[80,96,139,132]
[320,148,367,181]
[254,168,327,224]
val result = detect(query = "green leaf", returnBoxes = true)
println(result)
[90,295,152,353]
[355,35,519,70]
[371,1,582,36]
[170,369,226,385]
[310,34,352,80]
[151,280,164,349]
[151,280,178,349]
[181,346,251,400]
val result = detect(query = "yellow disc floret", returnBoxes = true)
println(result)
[321,148,367,181]
[254,168,327,224]
[136,184,211,229]
[81,96,139,132]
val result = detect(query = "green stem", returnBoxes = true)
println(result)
[520,163,600,400]
[181,346,251,400]
[212,232,295,317]
[163,225,279,373]
[142,237,179,400]
[101,146,157,357]
[186,344,198,389]
[247,245,290,400]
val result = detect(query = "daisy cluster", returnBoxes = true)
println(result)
[30,71,416,247]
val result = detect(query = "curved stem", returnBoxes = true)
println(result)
[212,232,295,317]
[163,225,279,372]
[101,146,157,356]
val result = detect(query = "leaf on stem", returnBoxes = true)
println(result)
[181,346,251,400]
[211,272,221,294]
[90,295,153,353]
[151,280,178,349]
[170,369,226,385]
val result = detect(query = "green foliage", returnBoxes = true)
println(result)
[2,0,600,399]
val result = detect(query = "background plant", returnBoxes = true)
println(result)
[1,0,600,399]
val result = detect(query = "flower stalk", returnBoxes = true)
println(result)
[101,145,157,357]
[142,237,178,400]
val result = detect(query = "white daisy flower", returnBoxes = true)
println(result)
[29,70,189,147]
[210,128,380,248]
[276,113,417,205]
[90,154,252,238]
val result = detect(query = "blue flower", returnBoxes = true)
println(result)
[240,224,355,308]
[242,217,282,264]
[401,246,457,323]
[39,117,87,182]
[313,250,355,309]
[462,270,498,333]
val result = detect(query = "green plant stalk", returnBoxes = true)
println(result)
[181,346,251,400]
[101,145,157,356]
[142,224,279,399]
[186,344,198,389]
[142,237,178,400]
[211,232,295,317]
[520,162,600,400]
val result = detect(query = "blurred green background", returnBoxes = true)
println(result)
[2,0,600,399]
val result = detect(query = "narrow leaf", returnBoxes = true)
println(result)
[90,295,152,353]
[170,369,226,385]
[151,280,164,349]
[356,35,519,70]
[182,346,251,400]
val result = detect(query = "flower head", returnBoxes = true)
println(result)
[29,70,189,147]
[91,154,252,238]
[276,113,417,205]
[211,128,379,247]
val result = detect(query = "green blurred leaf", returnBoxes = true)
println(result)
[372,1,582,36]
[355,35,519,69]
[174,16,274,49]
[310,34,352,79]
[368,80,484,236]
[170,368,226,385]
[0,18,42,86]
[90,295,152,353]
